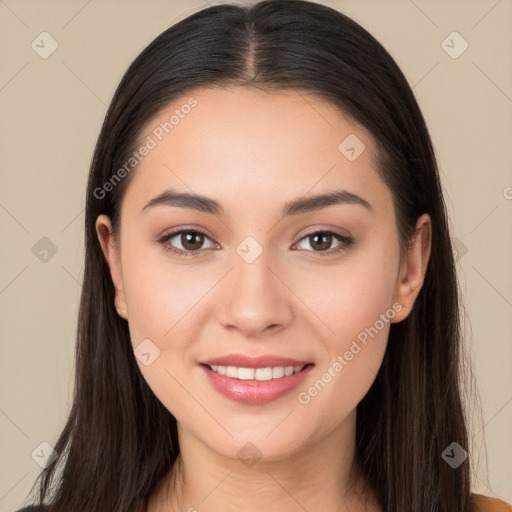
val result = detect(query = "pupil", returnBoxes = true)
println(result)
[183,232,203,250]
[312,233,331,250]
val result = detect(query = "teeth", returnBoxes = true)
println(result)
[226,366,238,378]
[240,367,257,380]
[208,364,306,380]
[272,366,284,378]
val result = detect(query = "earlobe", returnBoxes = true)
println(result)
[95,215,128,317]
[391,213,432,323]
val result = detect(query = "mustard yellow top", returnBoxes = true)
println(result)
[474,493,512,512]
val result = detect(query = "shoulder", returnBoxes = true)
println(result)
[473,493,512,512]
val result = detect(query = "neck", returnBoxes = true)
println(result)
[148,409,381,512]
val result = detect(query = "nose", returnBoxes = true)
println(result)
[216,250,294,339]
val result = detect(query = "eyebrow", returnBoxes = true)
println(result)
[142,188,375,217]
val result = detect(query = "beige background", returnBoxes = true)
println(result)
[0,0,511,510]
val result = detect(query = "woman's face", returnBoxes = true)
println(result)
[97,85,430,462]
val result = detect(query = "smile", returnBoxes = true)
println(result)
[207,364,306,380]
[200,363,314,405]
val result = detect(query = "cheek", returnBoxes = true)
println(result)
[294,241,399,349]
[122,226,399,350]
[294,303,392,430]
[292,244,397,411]
[122,225,398,380]
[119,221,211,332]
[120,246,210,416]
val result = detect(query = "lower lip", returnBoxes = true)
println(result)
[200,364,314,405]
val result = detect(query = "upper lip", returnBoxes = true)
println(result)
[201,354,313,368]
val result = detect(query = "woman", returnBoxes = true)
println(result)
[17,1,511,511]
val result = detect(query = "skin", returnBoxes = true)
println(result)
[96,85,431,512]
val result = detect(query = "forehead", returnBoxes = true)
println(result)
[122,85,392,219]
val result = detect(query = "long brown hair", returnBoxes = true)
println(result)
[24,1,475,510]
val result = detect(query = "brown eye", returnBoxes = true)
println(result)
[308,232,334,251]
[158,228,352,259]
[295,230,353,256]
[158,229,216,257]
[180,231,205,251]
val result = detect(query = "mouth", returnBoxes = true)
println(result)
[199,362,315,405]
[201,363,314,381]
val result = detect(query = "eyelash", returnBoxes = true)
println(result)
[157,227,353,259]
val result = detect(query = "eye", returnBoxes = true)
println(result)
[158,228,217,258]
[294,230,353,256]
[158,228,353,258]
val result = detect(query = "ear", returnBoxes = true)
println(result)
[391,213,432,323]
[95,214,128,318]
